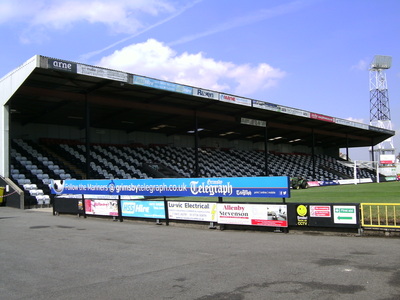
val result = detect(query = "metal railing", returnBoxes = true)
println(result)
[361,203,400,229]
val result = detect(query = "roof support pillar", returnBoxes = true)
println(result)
[193,112,200,177]
[85,94,91,179]
[264,125,269,176]
[312,129,316,180]
[370,139,374,162]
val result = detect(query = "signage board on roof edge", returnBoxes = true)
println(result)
[219,93,252,106]
[192,88,219,100]
[48,58,77,73]
[310,113,334,123]
[252,100,280,112]
[132,75,192,95]
[77,64,128,82]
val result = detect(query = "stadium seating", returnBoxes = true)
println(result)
[9,138,381,208]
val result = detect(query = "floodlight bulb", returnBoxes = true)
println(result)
[371,55,392,70]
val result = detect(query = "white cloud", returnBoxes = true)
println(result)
[98,39,286,96]
[227,63,284,95]
[30,0,174,33]
[81,0,304,61]
[351,59,369,71]
[0,0,39,23]
[0,0,175,43]
[80,0,203,61]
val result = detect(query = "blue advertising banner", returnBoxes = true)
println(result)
[121,200,165,219]
[49,176,290,198]
[132,75,192,95]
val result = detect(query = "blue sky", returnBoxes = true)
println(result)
[1,0,399,160]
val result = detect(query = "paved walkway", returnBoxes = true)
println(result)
[1,207,399,300]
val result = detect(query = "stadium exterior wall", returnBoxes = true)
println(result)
[1,55,40,177]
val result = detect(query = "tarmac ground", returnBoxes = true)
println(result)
[1,207,399,300]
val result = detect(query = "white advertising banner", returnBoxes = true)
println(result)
[85,199,118,216]
[77,64,128,82]
[168,201,217,222]
[252,100,280,112]
[335,118,369,130]
[279,106,310,118]
[192,88,219,100]
[380,154,396,164]
[219,94,252,106]
[217,203,288,227]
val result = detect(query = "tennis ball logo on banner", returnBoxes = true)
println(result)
[296,205,308,226]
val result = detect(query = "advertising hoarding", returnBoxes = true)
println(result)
[287,203,360,228]
[219,94,252,106]
[77,64,128,82]
[335,118,369,130]
[168,201,217,222]
[279,106,310,118]
[121,200,165,219]
[380,154,396,164]
[48,58,77,73]
[84,199,118,216]
[49,176,290,198]
[310,113,334,123]
[252,100,280,112]
[217,203,288,227]
[132,75,192,95]
[192,88,219,100]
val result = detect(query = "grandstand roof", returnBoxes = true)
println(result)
[5,55,395,149]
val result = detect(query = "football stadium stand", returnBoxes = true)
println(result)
[0,55,395,208]
[9,138,379,208]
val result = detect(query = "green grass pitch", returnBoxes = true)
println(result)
[159,181,400,204]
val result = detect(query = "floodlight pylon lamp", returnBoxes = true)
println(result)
[368,54,395,166]
[370,55,392,70]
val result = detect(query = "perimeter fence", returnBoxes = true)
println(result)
[361,203,400,229]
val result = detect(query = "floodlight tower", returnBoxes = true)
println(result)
[369,55,396,176]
